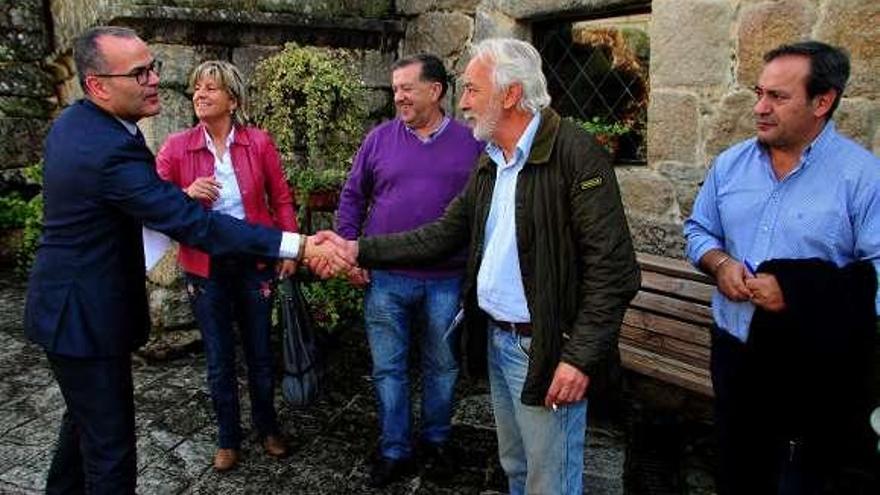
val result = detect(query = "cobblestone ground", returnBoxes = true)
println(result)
[0,271,634,495]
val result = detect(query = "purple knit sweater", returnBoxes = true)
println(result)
[336,117,483,278]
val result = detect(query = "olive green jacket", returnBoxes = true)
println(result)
[358,108,640,405]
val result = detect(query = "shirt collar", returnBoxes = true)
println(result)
[757,120,838,180]
[796,120,836,175]
[486,112,542,169]
[203,126,235,155]
[803,120,836,160]
[115,117,139,136]
[404,114,451,143]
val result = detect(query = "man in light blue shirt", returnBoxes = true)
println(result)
[476,112,541,324]
[685,41,880,494]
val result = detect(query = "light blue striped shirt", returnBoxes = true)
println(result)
[477,113,542,322]
[684,122,880,342]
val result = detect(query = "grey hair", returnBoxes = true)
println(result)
[189,60,249,126]
[73,26,140,93]
[469,38,551,114]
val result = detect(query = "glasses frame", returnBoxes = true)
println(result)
[91,59,162,86]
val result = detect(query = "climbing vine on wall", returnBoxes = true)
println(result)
[250,43,368,196]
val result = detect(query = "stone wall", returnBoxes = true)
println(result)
[399,0,880,258]
[24,0,404,331]
[3,0,879,331]
[0,0,58,195]
[0,0,402,194]
[7,0,880,227]
[46,0,402,152]
[641,0,880,257]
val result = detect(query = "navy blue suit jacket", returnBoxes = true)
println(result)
[25,100,283,358]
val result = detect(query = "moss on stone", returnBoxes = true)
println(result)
[0,97,54,119]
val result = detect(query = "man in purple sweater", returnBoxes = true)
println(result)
[336,54,483,487]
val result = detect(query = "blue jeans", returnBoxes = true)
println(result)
[488,323,588,495]
[185,255,279,449]
[363,270,463,460]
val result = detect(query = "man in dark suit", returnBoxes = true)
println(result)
[24,26,345,494]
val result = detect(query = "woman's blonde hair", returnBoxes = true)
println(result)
[189,60,249,125]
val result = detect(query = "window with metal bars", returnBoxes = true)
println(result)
[534,12,650,164]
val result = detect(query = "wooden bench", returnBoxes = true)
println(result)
[619,253,716,396]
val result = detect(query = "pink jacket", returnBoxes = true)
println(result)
[156,123,298,277]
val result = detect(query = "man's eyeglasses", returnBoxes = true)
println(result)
[91,59,162,86]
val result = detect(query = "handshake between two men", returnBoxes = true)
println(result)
[300,231,363,281]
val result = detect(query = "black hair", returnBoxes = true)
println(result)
[74,26,140,93]
[763,40,850,119]
[391,53,449,99]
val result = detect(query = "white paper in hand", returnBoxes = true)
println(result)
[142,226,172,271]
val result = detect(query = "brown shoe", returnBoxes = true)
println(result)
[262,435,289,458]
[213,448,239,471]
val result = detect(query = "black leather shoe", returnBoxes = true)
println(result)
[421,442,455,482]
[368,456,415,487]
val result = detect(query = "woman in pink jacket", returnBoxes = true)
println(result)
[156,60,295,472]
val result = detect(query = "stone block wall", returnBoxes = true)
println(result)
[133,4,398,331]
[641,0,880,257]
[398,0,879,258]
[0,0,402,197]
[4,0,879,331]
[45,0,402,154]
[29,0,403,331]
[0,0,59,195]
[7,0,879,225]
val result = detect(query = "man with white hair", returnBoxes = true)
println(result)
[318,37,639,493]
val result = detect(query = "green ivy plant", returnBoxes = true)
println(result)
[251,44,368,334]
[293,168,349,195]
[571,116,632,156]
[0,45,13,63]
[19,163,43,272]
[0,162,44,272]
[301,276,363,335]
[250,42,367,197]
[0,193,30,230]
[575,116,631,137]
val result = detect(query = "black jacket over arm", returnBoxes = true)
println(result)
[749,258,877,454]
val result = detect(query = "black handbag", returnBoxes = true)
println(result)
[277,277,323,407]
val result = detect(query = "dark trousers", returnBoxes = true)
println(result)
[185,255,279,449]
[45,352,136,495]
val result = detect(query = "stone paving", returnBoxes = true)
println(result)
[0,272,635,495]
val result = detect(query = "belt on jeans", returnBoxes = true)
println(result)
[486,314,532,336]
